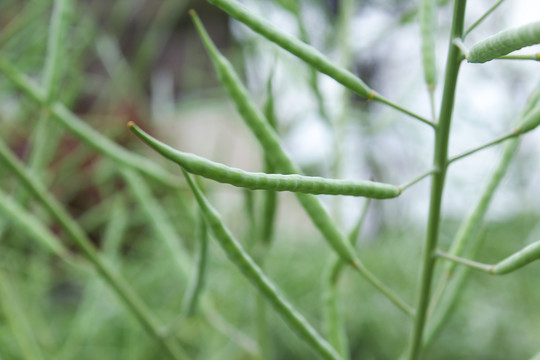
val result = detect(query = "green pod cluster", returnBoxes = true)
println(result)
[190,12,414,317]
[129,123,401,199]
[516,104,540,134]
[205,0,373,99]
[420,0,437,89]
[189,11,359,265]
[468,20,540,63]
[491,241,540,275]
[182,171,343,360]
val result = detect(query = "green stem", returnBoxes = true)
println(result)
[399,169,437,192]
[407,1,467,359]
[435,250,492,272]
[464,0,506,38]
[447,132,517,165]
[207,0,434,128]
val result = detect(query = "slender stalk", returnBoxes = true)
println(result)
[447,132,517,165]
[464,0,505,37]
[399,169,437,191]
[207,0,434,128]
[435,250,492,272]
[182,170,344,360]
[407,1,467,359]
[424,138,519,349]
[324,199,371,359]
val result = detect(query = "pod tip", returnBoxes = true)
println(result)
[127,121,135,129]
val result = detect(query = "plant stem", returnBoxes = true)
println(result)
[207,0,434,128]
[464,0,506,38]
[447,132,517,165]
[399,169,437,192]
[435,250,492,272]
[407,1,467,359]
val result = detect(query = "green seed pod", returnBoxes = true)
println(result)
[468,20,540,63]
[189,12,414,316]
[491,241,540,275]
[206,0,373,99]
[129,122,401,199]
[189,10,360,265]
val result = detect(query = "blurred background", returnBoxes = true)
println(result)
[0,0,539,359]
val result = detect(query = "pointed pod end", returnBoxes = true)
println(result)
[127,121,137,129]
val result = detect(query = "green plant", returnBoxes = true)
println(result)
[1,0,540,359]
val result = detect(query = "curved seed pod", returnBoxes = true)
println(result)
[468,20,540,63]
[515,104,540,135]
[189,10,359,265]
[129,123,401,199]
[207,1,435,127]
[491,241,540,275]
[206,0,373,98]
[420,0,437,89]
[190,12,413,316]
[182,171,343,360]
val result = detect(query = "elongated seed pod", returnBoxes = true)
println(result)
[182,171,343,360]
[191,13,414,316]
[491,241,540,275]
[190,11,359,265]
[129,123,401,199]
[516,104,540,134]
[420,0,437,89]
[206,0,373,99]
[468,20,540,63]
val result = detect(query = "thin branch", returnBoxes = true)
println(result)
[435,250,492,273]
[464,0,506,38]
[447,132,517,165]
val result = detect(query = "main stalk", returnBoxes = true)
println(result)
[407,1,467,359]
